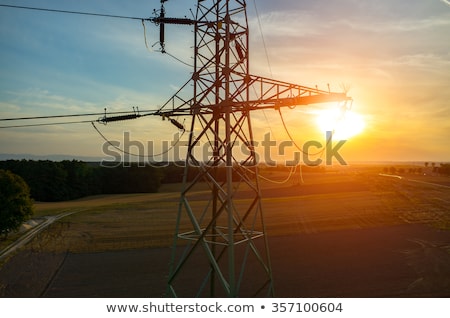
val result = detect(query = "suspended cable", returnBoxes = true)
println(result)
[278,108,330,157]
[0,108,164,128]
[0,114,100,121]
[1,3,193,67]
[251,0,277,140]
[142,19,193,67]
[0,4,148,21]
[252,0,273,78]
[141,19,153,53]
[259,165,297,185]
[163,51,194,68]
[91,121,185,159]
[0,109,158,122]
[0,120,94,129]
[242,164,298,185]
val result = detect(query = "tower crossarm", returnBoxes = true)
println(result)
[154,73,351,118]
[235,73,351,111]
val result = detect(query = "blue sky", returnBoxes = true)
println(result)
[1,0,449,163]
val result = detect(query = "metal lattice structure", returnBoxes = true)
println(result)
[0,0,351,298]
[153,0,350,297]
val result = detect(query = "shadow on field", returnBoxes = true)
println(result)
[2,224,448,297]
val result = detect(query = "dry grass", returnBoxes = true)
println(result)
[10,168,450,255]
[28,194,180,253]
[2,169,450,252]
[2,167,450,298]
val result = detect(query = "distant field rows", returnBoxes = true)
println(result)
[16,172,449,254]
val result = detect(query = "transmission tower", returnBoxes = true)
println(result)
[0,0,350,297]
[152,0,350,297]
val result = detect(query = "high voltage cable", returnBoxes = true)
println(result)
[0,120,95,129]
[252,0,272,78]
[242,164,298,185]
[0,109,159,122]
[91,121,186,158]
[0,110,163,128]
[0,4,150,21]
[252,0,277,142]
[141,19,194,68]
[278,108,329,157]
[0,3,197,70]
[0,113,103,121]
[0,3,193,125]
[0,3,194,117]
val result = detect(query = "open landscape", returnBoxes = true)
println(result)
[1,164,449,297]
[1,2,449,312]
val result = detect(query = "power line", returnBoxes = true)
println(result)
[252,0,277,141]
[0,109,164,128]
[141,19,194,68]
[0,120,94,129]
[252,0,272,78]
[0,4,149,21]
[1,3,194,91]
[278,108,329,157]
[242,164,298,185]
[0,109,159,122]
[91,121,186,159]
[0,112,114,122]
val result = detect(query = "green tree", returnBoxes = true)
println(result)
[0,169,34,239]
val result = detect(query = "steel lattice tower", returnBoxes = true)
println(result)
[165,0,273,298]
[154,0,351,297]
[0,0,351,298]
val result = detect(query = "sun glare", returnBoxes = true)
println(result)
[316,108,365,140]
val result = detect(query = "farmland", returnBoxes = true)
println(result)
[1,165,449,297]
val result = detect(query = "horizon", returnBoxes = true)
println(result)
[0,152,447,167]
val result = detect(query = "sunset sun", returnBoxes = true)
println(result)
[316,108,365,140]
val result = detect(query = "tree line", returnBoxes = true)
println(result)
[0,160,163,202]
[382,163,450,176]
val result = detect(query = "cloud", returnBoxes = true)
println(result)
[339,16,450,33]
[388,53,450,70]
[0,101,20,113]
[2,0,449,161]
[1,79,166,121]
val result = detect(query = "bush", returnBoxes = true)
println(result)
[0,169,34,238]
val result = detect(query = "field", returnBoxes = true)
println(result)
[1,165,450,297]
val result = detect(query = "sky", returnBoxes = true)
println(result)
[0,0,449,164]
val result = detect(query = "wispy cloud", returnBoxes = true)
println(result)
[1,0,449,161]
[339,16,450,33]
